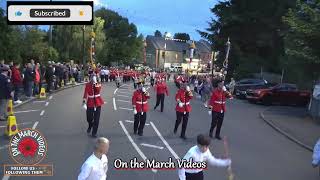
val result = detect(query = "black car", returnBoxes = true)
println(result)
[234,79,270,99]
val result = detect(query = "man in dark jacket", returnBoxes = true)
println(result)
[23,63,35,97]
[45,62,54,93]
[0,65,13,121]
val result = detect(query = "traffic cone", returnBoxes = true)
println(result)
[39,87,46,99]
[61,80,65,87]
[5,100,18,136]
[5,116,18,137]
[71,77,76,85]
[7,100,14,116]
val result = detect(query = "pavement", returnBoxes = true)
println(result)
[261,106,320,151]
[0,81,319,180]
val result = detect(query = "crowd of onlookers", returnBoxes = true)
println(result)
[0,59,88,121]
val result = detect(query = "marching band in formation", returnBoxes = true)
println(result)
[81,66,233,180]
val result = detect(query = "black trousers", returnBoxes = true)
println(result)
[134,112,147,135]
[154,94,165,112]
[210,111,224,137]
[86,106,101,136]
[174,111,189,137]
[150,78,155,86]
[185,171,203,180]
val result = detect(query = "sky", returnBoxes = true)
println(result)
[1,0,218,40]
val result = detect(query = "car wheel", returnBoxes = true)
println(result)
[248,99,256,104]
[262,96,272,106]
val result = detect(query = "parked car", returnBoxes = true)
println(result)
[246,83,311,106]
[234,78,270,98]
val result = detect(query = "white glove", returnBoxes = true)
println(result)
[142,87,146,93]
[186,86,191,92]
[133,108,137,115]
[82,103,87,110]
[222,86,227,92]
[208,110,212,115]
[92,76,97,84]
[225,159,232,166]
[179,102,184,107]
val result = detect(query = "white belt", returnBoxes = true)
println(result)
[88,94,101,98]
[179,102,190,105]
[214,101,225,104]
[136,101,147,104]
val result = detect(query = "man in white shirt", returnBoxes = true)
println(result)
[178,134,231,180]
[78,137,110,180]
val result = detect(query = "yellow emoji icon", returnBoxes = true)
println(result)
[79,10,84,16]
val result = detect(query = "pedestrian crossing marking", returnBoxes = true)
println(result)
[125,120,150,126]
[119,107,133,111]
[140,143,164,150]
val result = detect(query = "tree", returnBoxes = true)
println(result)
[154,30,162,37]
[95,8,143,65]
[174,33,190,41]
[198,0,296,79]
[282,0,320,87]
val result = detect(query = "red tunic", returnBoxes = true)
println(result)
[132,90,150,112]
[155,82,169,95]
[209,89,232,113]
[83,82,105,108]
[175,89,193,112]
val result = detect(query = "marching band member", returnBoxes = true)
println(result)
[83,72,105,138]
[174,81,193,139]
[153,78,169,112]
[132,81,150,136]
[208,80,232,140]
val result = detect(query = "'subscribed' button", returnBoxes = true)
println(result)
[30,9,70,18]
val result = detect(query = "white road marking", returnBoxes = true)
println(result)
[117,99,130,103]
[114,88,118,95]
[119,107,133,111]
[33,101,46,103]
[0,145,9,150]
[117,94,130,98]
[0,121,33,128]
[140,143,164,150]
[125,120,150,126]
[113,98,117,111]
[15,109,40,114]
[119,121,157,173]
[45,102,49,106]
[40,110,45,116]
[150,122,180,160]
[2,175,10,180]
[49,95,53,100]
[32,121,39,129]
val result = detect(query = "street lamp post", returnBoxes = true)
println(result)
[143,40,147,66]
[189,41,196,74]
[163,43,166,71]
[82,25,86,66]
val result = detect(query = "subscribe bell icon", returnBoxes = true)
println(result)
[79,10,84,16]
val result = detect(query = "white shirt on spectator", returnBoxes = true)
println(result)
[312,138,320,166]
[178,145,230,180]
[78,153,108,180]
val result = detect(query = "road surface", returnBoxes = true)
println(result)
[0,81,318,180]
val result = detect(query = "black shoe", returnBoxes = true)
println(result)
[92,134,97,138]
[174,129,177,134]
[209,134,213,138]
[215,136,222,140]
[180,135,187,140]
[87,127,92,134]
[134,131,137,135]
[138,132,143,136]
[154,107,156,110]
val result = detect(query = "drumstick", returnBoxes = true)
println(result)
[223,136,234,180]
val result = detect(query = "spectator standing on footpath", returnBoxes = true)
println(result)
[312,138,320,168]
[229,78,236,95]
[11,63,23,104]
[33,63,41,96]
[46,62,54,93]
[0,65,13,121]
[23,63,35,98]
